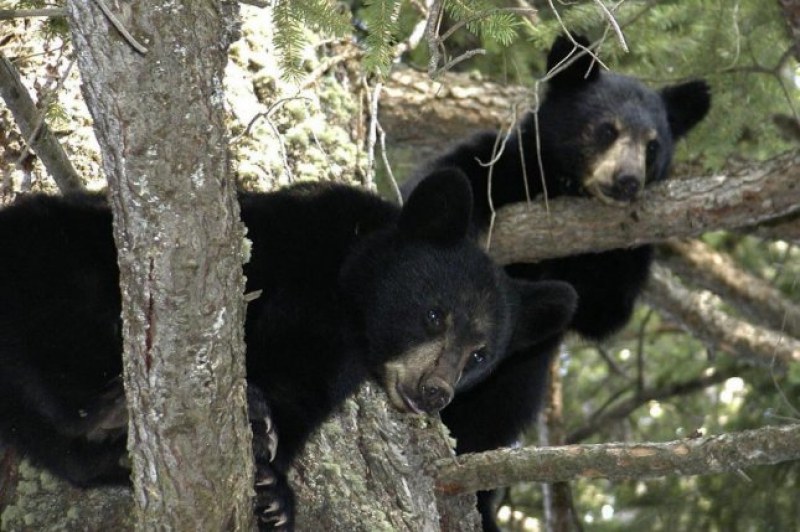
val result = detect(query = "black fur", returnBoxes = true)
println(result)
[0,169,576,530]
[406,35,711,529]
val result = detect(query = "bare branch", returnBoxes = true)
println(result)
[488,151,800,265]
[645,263,800,365]
[90,0,148,54]
[0,56,84,192]
[566,366,740,444]
[662,238,800,338]
[436,423,800,494]
[0,9,66,20]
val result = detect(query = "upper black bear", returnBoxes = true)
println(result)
[405,35,711,529]
[0,169,577,530]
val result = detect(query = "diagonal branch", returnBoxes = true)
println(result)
[566,366,741,444]
[488,151,800,265]
[436,423,800,495]
[0,56,84,193]
[662,238,800,338]
[644,263,800,365]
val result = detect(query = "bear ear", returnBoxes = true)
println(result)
[546,34,600,89]
[508,280,578,351]
[660,80,711,139]
[398,167,473,242]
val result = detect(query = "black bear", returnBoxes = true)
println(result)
[0,169,577,530]
[405,36,711,529]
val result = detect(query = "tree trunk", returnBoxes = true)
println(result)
[66,1,253,530]
[293,382,480,531]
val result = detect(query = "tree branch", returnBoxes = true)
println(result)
[0,9,66,20]
[566,366,740,444]
[645,263,800,365]
[0,55,84,192]
[488,150,800,265]
[436,423,800,495]
[662,238,800,338]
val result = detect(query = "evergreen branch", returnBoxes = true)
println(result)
[362,0,401,76]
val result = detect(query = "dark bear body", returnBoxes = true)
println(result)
[0,169,577,530]
[406,36,711,529]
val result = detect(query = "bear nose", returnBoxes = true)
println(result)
[419,379,454,413]
[611,174,641,201]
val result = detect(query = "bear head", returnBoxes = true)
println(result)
[341,168,577,414]
[539,34,711,203]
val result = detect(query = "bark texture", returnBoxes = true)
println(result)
[437,423,800,494]
[293,382,480,531]
[0,55,83,192]
[645,264,800,365]
[66,1,253,530]
[487,151,800,265]
[662,238,800,338]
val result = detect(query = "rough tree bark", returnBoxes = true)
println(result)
[66,1,253,530]
[436,424,800,494]
[0,55,84,193]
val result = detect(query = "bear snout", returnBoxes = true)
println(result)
[609,174,641,201]
[418,376,454,413]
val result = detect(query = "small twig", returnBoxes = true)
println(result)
[595,345,630,378]
[91,0,148,54]
[239,0,269,7]
[299,48,361,91]
[436,48,487,75]
[636,309,655,396]
[376,120,402,205]
[425,0,445,76]
[363,79,382,191]
[591,0,628,52]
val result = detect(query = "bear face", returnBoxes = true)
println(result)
[339,170,577,415]
[539,35,711,203]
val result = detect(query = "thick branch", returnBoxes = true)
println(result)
[293,382,479,531]
[0,56,83,192]
[488,151,800,264]
[436,423,800,495]
[662,239,800,338]
[645,264,800,365]
[750,211,800,245]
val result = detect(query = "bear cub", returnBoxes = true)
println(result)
[0,169,577,530]
[406,35,711,530]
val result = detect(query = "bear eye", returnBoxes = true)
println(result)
[465,347,487,370]
[646,139,660,164]
[424,308,444,334]
[596,122,618,145]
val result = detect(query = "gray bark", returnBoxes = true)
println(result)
[437,423,800,494]
[487,151,800,265]
[293,382,480,531]
[0,55,84,192]
[66,1,253,530]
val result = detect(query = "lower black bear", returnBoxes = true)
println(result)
[0,169,577,530]
[406,35,711,529]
